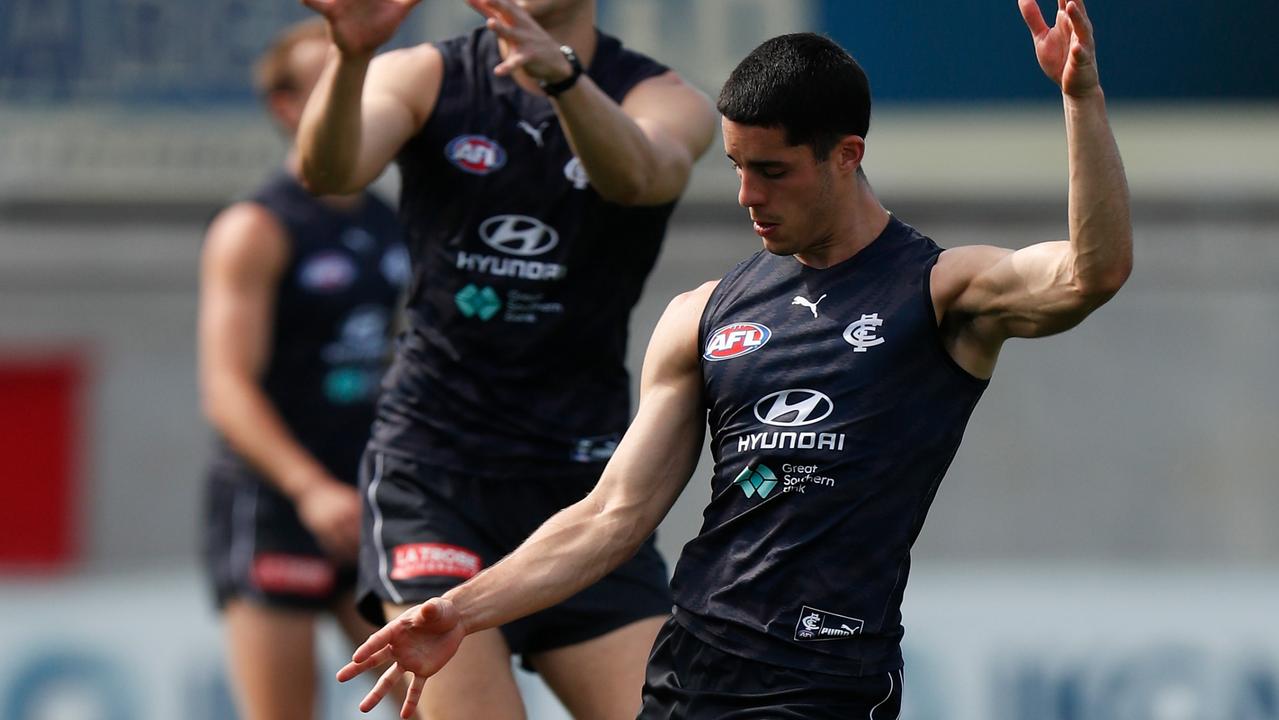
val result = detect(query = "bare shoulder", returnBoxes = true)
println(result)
[654,281,717,338]
[202,202,289,277]
[621,72,717,129]
[931,245,1014,317]
[367,43,445,124]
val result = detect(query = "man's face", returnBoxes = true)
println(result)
[272,38,328,135]
[722,118,838,257]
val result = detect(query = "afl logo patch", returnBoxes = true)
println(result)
[446,135,507,175]
[704,322,771,361]
[298,251,357,293]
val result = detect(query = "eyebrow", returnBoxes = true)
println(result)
[726,154,788,172]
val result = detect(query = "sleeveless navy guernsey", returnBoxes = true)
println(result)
[371,28,675,477]
[209,170,407,483]
[672,217,989,676]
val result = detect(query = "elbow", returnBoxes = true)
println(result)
[1075,242,1133,301]
[297,162,347,197]
[1088,252,1133,299]
[595,176,648,206]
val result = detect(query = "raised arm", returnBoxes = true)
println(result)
[337,282,716,718]
[933,0,1132,376]
[469,0,718,206]
[297,0,443,194]
[198,204,362,561]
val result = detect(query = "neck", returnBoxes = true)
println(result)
[794,183,891,270]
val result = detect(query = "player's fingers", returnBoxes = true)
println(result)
[486,16,518,40]
[493,53,526,77]
[299,0,333,14]
[360,662,404,713]
[1017,0,1049,39]
[400,674,427,719]
[351,621,400,663]
[336,645,394,682]
[469,0,516,25]
[1066,1,1093,47]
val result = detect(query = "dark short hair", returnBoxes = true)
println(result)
[718,33,871,160]
[254,18,328,96]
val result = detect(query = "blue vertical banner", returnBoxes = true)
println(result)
[818,0,1279,101]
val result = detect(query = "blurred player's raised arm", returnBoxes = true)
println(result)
[337,282,714,718]
[297,0,443,194]
[468,0,717,205]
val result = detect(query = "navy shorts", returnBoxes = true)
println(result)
[640,618,904,719]
[357,450,673,660]
[203,468,357,611]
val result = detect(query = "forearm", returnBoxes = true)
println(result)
[553,80,664,205]
[443,490,652,634]
[298,50,373,195]
[1064,90,1133,294]
[205,375,331,499]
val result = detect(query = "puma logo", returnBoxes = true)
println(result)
[518,120,550,148]
[792,294,827,318]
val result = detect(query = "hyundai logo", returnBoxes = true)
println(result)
[479,215,559,257]
[753,389,834,427]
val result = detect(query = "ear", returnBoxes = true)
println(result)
[832,135,866,177]
[267,90,302,135]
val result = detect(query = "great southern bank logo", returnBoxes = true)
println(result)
[446,135,507,175]
[734,463,778,499]
[704,322,771,362]
[753,389,834,427]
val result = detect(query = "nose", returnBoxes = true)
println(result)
[737,173,765,209]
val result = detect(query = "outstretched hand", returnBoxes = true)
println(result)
[1018,0,1100,97]
[300,0,422,58]
[466,0,575,83]
[337,597,466,718]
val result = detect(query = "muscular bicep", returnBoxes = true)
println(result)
[588,282,716,530]
[620,73,718,205]
[938,240,1107,343]
[197,204,288,402]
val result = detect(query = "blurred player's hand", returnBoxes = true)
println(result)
[467,0,577,83]
[295,476,362,562]
[337,597,466,718]
[300,0,422,58]
[1018,0,1100,98]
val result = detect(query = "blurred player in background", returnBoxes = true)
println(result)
[198,19,408,720]
[337,1,1133,718]
[296,0,716,716]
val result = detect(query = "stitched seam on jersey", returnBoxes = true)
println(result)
[367,452,404,605]
[869,670,895,719]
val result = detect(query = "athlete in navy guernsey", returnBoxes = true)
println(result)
[340,3,1133,718]
[296,0,717,717]
[198,20,409,720]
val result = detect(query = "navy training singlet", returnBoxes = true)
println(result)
[209,170,408,484]
[370,28,675,478]
[671,216,989,676]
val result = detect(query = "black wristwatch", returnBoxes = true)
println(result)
[540,45,583,98]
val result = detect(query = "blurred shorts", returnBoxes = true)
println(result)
[640,618,904,719]
[203,469,357,612]
[355,449,673,662]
